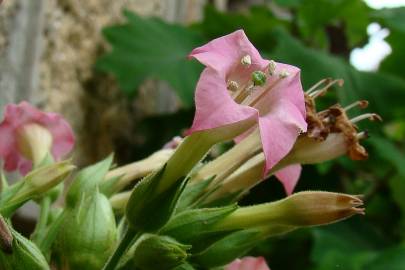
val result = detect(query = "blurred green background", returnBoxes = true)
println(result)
[96,1,405,269]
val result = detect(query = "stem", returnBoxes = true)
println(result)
[38,209,67,254]
[102,227,140,270]
[31,196,51,244]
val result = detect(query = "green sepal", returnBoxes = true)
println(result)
[176,176,215,212]
[201,190,243,208]
[66,154,113,208]
[160,205,238,244]
[125,164,189,232]
[132,234,191,270]
[0,170,8,193]
[192,229,263,268]
[0,227,50,270]
[100,174,124,197]
[173,262,197,270]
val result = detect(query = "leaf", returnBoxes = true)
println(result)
[296,0,369,49]
[192,229,262,268]
[311,220,388,270]
[370,8,405,79]
[369,136,405,177]
[97,10,204,107]
[364,244,405,270]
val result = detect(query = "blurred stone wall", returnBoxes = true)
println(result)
[0,0,207,167]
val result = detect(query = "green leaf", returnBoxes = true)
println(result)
[364,244,405,270]
[97,10,204,107]
[296,0,369,49]
[192,229,262,268]
[311,220,389,270]
[369,136,405,177]
[371,8,405,78]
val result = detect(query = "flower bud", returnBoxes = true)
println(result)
[0,161,74,217]
[16,123,53,167]
[133,234,190,270]
[214,191,364,230]
[55,192,117,270]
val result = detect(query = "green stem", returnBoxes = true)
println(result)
[31,196,51,244]
[102,227,140,270]
[38,209,67,254]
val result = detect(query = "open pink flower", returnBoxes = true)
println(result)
[226,256,270,270]
[188,30,307,191]
[0,101,75,175]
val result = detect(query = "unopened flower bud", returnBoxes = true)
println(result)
[215,191,364,230]
[0,161,74,217]
[133,234,190,270]
[251,71,267,86]
[55,192,117,270]
[16,124,53,167]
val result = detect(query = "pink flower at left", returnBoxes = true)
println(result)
[226,256,270,270]
[0,101,75,175]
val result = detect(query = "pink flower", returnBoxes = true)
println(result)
[0,101,75,175]
[226,256,270,270]
[188,30,307,191]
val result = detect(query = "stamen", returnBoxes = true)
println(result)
[227,80,239,92]
[309,79,344,98]
[306,78,332,94]
[279,69,290,78]
[356,131,369,140]
[344,100,369,111]
[252,71,267,86]
[268,60,277,76]
[350,113,382,123]
[233,83,254,104]
[248,77,282,107]
[241,54,252,66]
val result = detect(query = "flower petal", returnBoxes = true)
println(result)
[259,99,307,174]
[226,256,270,270]
[275,164,302,195]
[188,68,258,136]
[189,30,268,77]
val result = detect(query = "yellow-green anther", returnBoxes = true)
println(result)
[241,54,252,66]
[252,71,267,86]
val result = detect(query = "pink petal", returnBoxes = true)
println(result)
[188,68,258,136]
[259,99,307,174]
[254,63,306,118]
[226,257,270,270]
[275,164,302,195]
[189,30,268,77]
